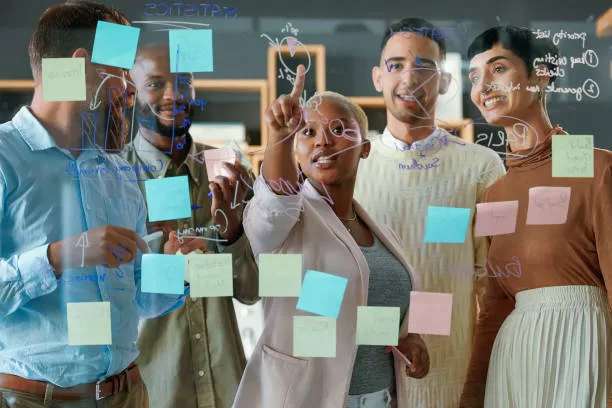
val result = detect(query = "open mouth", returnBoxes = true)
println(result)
[484,95,507,109]
[311,150,338,165]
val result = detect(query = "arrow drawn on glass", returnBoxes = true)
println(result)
[75,232,90,268]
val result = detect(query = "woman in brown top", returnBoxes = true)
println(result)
[459,26,612,408]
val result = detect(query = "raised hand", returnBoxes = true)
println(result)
[264,64,306,141]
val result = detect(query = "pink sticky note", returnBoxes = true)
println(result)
[526,187,571,225]
[287,37,297,57]
[408,291,453,336]
[475,201,519,237]
[204,148,237,179]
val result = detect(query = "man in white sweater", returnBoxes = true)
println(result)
[354,18,506,408]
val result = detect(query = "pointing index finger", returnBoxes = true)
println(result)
[289,64,306,100]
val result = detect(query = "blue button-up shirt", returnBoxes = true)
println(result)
[0,107,186,387]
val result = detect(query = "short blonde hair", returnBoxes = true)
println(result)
[305,91,369,139]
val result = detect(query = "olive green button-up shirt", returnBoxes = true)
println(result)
[121,132,259,408]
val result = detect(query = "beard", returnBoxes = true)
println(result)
[81,87,130,151]
[134,99,195,138]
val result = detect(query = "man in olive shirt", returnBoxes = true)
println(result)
[122,44,258,408]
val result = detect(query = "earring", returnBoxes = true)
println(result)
[538,89,544,100]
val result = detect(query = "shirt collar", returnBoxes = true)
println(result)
[380,126,441,151]
[131,130,201,186]
[13,106,61,152]
[13,106,106,163]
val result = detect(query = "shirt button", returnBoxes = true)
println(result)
[198,370,204,377]
[191,297,198,302]
[86,205,91,210]
[195,333,201,340]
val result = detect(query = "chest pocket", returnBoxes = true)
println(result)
[103,197,140,231]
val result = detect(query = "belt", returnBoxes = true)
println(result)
[0,363,141,401]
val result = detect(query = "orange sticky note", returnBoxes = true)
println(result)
[526,187,571,225]
[204,148,236,179]
[474,201,519,236]
[408,291,453,336]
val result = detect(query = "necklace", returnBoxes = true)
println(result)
[339,209,357,233]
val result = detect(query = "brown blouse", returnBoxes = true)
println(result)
[461,127,612,404]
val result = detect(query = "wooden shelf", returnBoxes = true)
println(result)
[0,80,34,91]
[267,44,326,103]
[596,8,612,37]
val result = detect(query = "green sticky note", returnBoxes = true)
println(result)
[188,254,233,297]
[552,135,594,177]
[293,316,336,357]
[42,58,86,101]
[356,306,400,346]
[259,254,302,297]
[67,302,112,345]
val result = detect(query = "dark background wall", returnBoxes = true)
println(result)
[0,0,610,149]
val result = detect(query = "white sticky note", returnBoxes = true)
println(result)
[188,254,233,297]
[42,58,86,101]
[526,187,571,225]
[259,254,302,297]
[67,302,112,345]
[356,306,400,346]
[293,316,336,357]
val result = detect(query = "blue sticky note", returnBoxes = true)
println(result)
[145,175,192,222]
[296,270,348,318]
[424,206,471,243]
[91,21,140,69]
[169,29,213,73]
[141,254,185,294]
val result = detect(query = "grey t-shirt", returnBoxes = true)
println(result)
[348,235,413,395]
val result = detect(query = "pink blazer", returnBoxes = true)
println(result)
[233,177,422,408]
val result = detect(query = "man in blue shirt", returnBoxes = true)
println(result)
[0,2,189,407]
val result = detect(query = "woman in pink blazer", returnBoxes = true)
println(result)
[233,66,429,408]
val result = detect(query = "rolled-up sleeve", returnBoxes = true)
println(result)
[0,244,58,317]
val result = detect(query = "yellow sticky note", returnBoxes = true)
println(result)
[552,135,594,177]
[258,254,302,297]
[67,302,112,345]
[187,253,233,297]
[42,58,86,101]
[293,316,336,357]
[356,306,400,346]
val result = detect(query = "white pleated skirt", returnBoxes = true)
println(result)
[484,285,612,408]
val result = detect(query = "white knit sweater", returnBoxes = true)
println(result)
[354,129,505,408]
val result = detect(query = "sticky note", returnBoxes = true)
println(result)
[141,254,185,294]
[169,29,214,73]
[67,302,112,345]
[423,206,471,243]
[145,175,192,222]
[552,135,594,178]
[204,148,237,179]
[259,254,302,297]
[293,316,336,357]
[187,253,233,297]
[356,306,400,346]
[41,58,86,101]
[91,21,140,69]
[526,186,571,225]
[474,201,519,237]
[408,291,453,336]
[296,270,348,318]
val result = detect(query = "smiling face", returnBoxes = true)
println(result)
[373,33,446,125]
[130,45,196,138]
[468,43,545,127]
[295,97,369,187]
